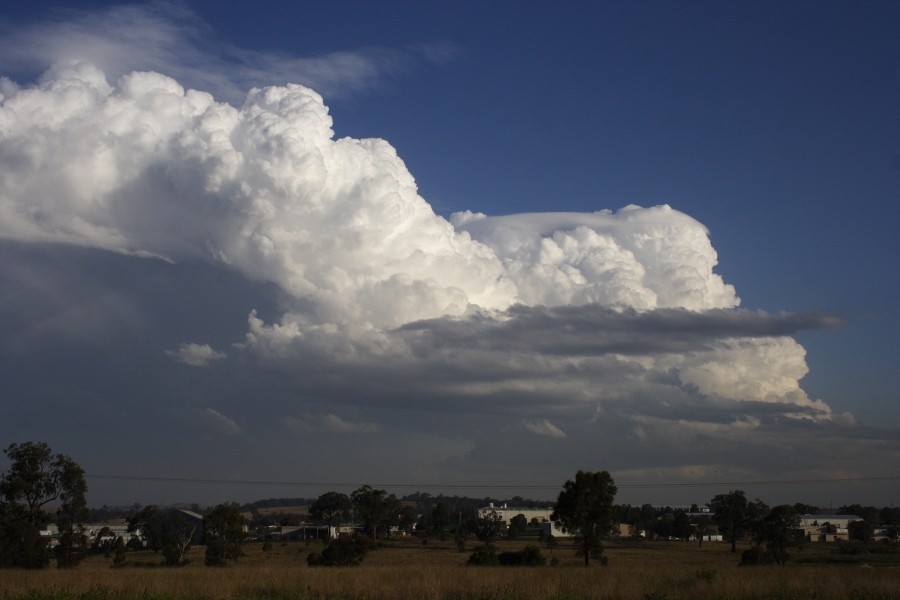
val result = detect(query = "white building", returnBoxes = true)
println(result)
[477,503,554,526]
[799,514,861,542]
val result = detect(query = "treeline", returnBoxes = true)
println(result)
[4,441,898,571]
[90,493,556,529]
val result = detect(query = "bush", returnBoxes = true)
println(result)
[740,545,773,565]
[838,540,868,555]
[467,544,499,566]
[307,537,374,566]
[497,545,546,566]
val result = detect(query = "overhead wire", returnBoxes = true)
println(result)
[84,473,900,491]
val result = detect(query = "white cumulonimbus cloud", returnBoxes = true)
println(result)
[0,62,846,428]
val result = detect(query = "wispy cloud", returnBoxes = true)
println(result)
[0,1,455,104]
[521,419,567,438]
[202,408,244,436]
[284,413,380,435]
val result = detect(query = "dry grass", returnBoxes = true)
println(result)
[1,539,898,600]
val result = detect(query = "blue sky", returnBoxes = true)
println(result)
[0,0,897,508]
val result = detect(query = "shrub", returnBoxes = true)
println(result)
[205,538,245,566]
[467,544,499,566]
[307,537,374,566]
[497,545,546,566]
[740,545,773,565]
[111,538,126,568]
[838,540,868,555]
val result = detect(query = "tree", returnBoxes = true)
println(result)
[848,519,875,552]
[431,502,451,540]
[53,455,89,568]
[508,513,528,539]
[0,442,88,569]
[128,505,164,551]
[672,511,693,540]
[128,506,197,566]
[551,470,617,566]
[159,511,196,566]
[708,490,768,553]
[397,504,418,536]
[757,505,801,566]
[309,491,351,527]
[693,515,717,547]
[351,485,399,539]
[204,504,247,566]
[472,507,505,544]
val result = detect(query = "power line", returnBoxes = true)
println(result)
[85,473,900,491]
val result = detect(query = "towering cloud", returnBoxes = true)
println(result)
[0,63,514,330]
[0,63,841,421]
[0,62,738,328]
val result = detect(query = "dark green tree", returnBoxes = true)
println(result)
[112,537,127,568]
[508,513,528,539]
[472,507,505,544]
[127,505,164,551]
[693,515,717,547]
[351,485,399,539]
[550,470,617,566]
[431,502,451,540]
[53,456,89,568]
[159,511,197,566]
[672,511,693,540]
[397,504,418,536]
[308,491,352,527]
[0,442,88,568]
[757,505,801,566]
[129,506,197,566]
[708,490,768,553]
[92,526,116,555]
[848,519,875,551]
[204,504,247,566]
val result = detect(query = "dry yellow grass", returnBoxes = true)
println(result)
[1,539,898,599]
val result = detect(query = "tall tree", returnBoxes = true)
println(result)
[159,511,196,567]
[708,490,768,553]
[309,491,352,527]
[758,505,801,566]
[127,506,197,566]
[551,470,617,566]
[204,504,247,566]
[53,455,89,568]
[431,502,451,540]
[0,442,88,568]
[128,505,164,551]
[351,485,399,539]
[848,519,875,551]
[472,507,505,544]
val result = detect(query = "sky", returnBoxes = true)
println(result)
[0,0,897,510]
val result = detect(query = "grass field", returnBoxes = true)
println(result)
[1,538,898,600]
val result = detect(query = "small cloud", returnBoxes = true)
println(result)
[521,419,567,438]
[203,408,244,436]
[165,342,226,367]
[284,413,380,434]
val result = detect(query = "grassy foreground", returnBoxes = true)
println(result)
[1,538,898,600]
